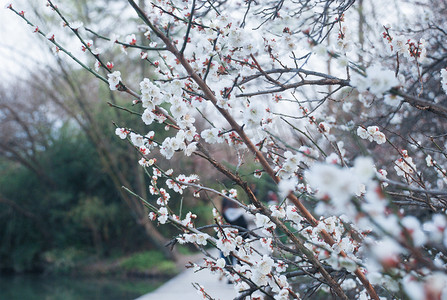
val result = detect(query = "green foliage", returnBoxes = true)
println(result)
[176,245,196,255]
[42,248,90,274]
[0,122,143,273]
[119,251,177,275]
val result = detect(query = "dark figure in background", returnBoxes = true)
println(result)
[221,197,248,266]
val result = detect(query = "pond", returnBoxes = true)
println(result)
[0,274,163,300]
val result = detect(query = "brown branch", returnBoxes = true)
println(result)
[392,89,447,119]
[238,67,346,85]
[237,78,349,97]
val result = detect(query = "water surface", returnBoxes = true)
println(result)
[0,274,162,300]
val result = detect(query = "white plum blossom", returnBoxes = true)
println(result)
[256,255,274,275]
[195,233,209,245]
[140,78,155,94]
[260,237,273,253]
[91,47,102,55]
[107,71,121,90]
[394,150,417,177]
[216,237,236,256]
[299,145,319,165]
[148,211,157,221]
[142,109,155,125]
[244,102,265,128]
[384,93,403,107]
[130,132,145,147]
[216,258,226,269]
[278,151,301,178]
[341,278,357,290]
[158,206,168,224]
[255,213,276,235]
[275,261,288,273]
[270,205,286,219]
[115,127,129,139]
[70,21,83,30]
[274,289,289,300]
[170,102,189,119]
[184,142,197,156]
[336,25,353,53]
[125,33,136,45]
[138,158,155,167]
[141,95,156,110]
[160,137,175,159]
[201,128,224,144]
[250,270,268,286]
[391,35,408,56]
[326,152,341,164]
[286,205,303,227]
[305,157,376,216]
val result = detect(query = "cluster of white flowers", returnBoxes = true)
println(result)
[138,157,156,167]
[255,213,277,236]
[384,30,427,63]
[177,232,209,246]
[157,206,168,224]
[115,127,129,139]
[286,205,303,229]
[350,65,399,97]
[301,216,361,273]
[305,157,375,215]
[276,146,319,179]
[336,24,353,53]
[126,131,157,155]
[215,229,238,256]
[200,128,224,144]
[107,71,121,90]
[357,126,387,144]
[269,205,286,219]
[250,255,275,286]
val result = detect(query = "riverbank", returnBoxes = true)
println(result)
[1,248,201,281]
[73,250,178,278]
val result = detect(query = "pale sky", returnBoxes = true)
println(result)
[0,1,44,82]
[0,2,50,84]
